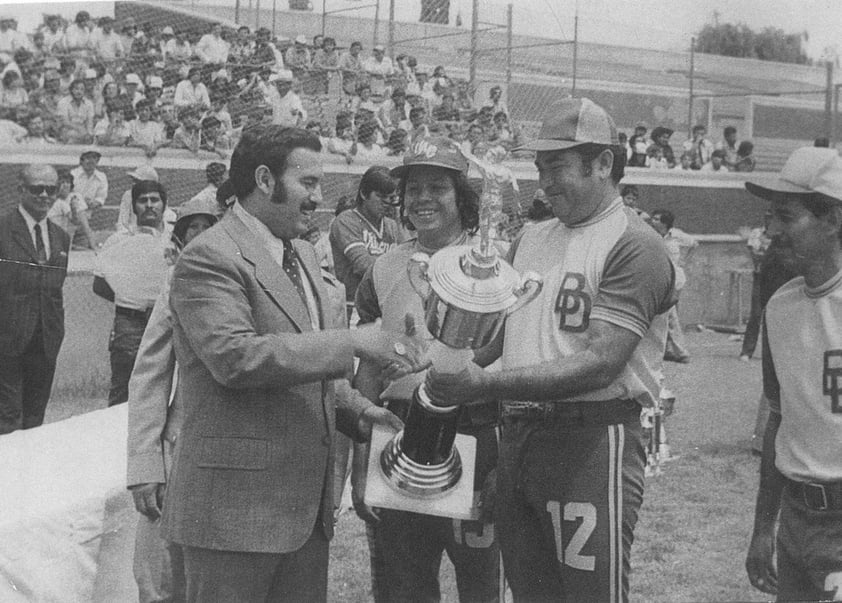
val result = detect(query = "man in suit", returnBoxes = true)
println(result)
[0,163,70,434]
[162,126,427,602]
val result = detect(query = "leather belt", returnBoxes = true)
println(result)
[787,478,842,511]
[116,305,152,322]
[502,399,641,426]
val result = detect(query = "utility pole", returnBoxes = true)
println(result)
[388,0,395,58]
[235,0,240,24]
[571,0,578,95]
[826,61,835,140]
[505,3,512,92]
[688,37,695,138]
[255,0,260,29]
[469,0,479,95]
[322,0,327,37]
[373,0,380,49]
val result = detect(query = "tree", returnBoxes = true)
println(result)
[694,22,810,65]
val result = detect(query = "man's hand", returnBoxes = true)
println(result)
[746,528,778,595]
[424,362,488,406]
[130,482,166,521]
[357,404,403,441]
[354,314,431,380]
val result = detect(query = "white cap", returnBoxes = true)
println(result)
[127,165,159,181]
[147,75,163,89]
[746,147,842,204]
[84,68,97,79]
[125,73,142,85]
[373,44,385,52]
[212,68,230,81]
[294,34,307,45]
[269,69,294,83]
[161,26,174,35]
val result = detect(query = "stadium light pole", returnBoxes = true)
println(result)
[571,0,578,95]
[469,0,478,96]
[688,37,695,138]
[825,61,835,141]
[255,0,261,29]
[373,0,380,48]
[505,3,512,92]
[235,0,240,24]
[388,0,395,58]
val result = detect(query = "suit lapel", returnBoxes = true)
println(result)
[222,213,311,333]
[292,239,324,329]
[10,210,38,263]
[47,220,68,266]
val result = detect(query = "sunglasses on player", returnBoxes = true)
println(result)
[26,184,58,196]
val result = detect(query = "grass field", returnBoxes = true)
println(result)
[46,279,771,603]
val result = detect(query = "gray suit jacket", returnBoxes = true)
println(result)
[161,211,369,553]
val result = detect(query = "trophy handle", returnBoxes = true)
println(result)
[407,252,432,300]
[506,271,543,316]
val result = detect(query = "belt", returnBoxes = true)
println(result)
[787,478,842,511]
[116,305,152,322]
[501,399,640,425]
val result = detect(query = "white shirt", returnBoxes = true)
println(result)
[232,202,319,330]
[269,89,306,127]
[18,204,50,258]
[195,33,229,64]
[70,166,108,208]
[363,55,394,77]
[96,228,169,310]
[173,80,210,108]
[91,29,124,61]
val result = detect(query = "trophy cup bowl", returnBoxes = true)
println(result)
[376,243,542,500]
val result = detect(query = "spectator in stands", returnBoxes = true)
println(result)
[123,72,145,107]
[285,34,312,81]
[461,122,487,156]
[188,162,227,209]
[228,25,254,64]
[41,14,66,55]
[65,11,92,60]
[386,128,408,156]
[119,18,137,56]
[339,41,364,99]
[492,110,519,151]
[268,70,306,127]
[20,113,57,146]
[0,16,29,55]
[94,180,171,407]
[628,122,649,167]
[350,119,386,162]
[482,84,508,119]
[0,108,27,142]
[379,87,410,133]
[454,79,474,117]
[174,66,210,110]
[29,31,47,61]
[158,25,175,58]
[621,183,650,221]
[252,27,284,70]
[70,149,107,213]
[165,29,192,64]
[171,106,202,153]
[650,209,697,363]
[351,81,380,116]
[0,69,27,114]
[683,124,714,170]
[312,36,339,94]
[814,136,830,148]
[678,151,693,170]
[195,22,229,65]
[94,103,131,146]
[408,105,429,143]
[199,115,233,157]
[393,54,415,92]
[330,165,401,319]
[734,141,756,172]
[92,16,124,62]
[618,131,630,161]
[48,168,97,250]
[363,44,394,97]
[0,163,69,435]
[144,75,164,109]
[129,99,165,157]
[328,119,356,162]
[715,125,740,169]
[700,148,727,172]
[432,89,460,127]
[57,57,76,95]
[56,79,94,143]
[647,126,676,168]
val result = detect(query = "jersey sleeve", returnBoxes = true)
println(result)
[354,264,381,325]
[590,222,675,338]
[329,211,377,278]
[761,316,781,414]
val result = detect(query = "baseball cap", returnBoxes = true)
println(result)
[84,68,97,79]
[44,69,59,81]
[390,136,468,178]
[161,26,174,35]
[127,165,159,181]
[125,73,142,85]
[745,147,842,204]
[373,44,385,52]
[294,34,307,45]
[147,75,163,89]
[80,149,101,160]
[519,97,618,152]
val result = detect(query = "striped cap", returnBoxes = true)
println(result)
[520,97,619,151]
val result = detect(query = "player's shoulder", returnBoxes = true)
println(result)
[767,277,805,309]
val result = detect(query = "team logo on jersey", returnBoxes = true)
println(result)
[823,350,842,413]
[555,272,592,333]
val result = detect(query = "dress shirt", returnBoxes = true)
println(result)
[95,228,169,310]
[92,30,124,61]
[17,205,50,259]
[195,34,229,64]
[64,24,91,52]
[232,202,319,330]
[362,56,394,77]
[56,96,95,131]
[270,90,306,127]
[173,80,210,108]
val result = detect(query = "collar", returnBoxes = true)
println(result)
[806,267,842,299]
[232,201,286,261]
[17,204,47,232]
[566,197,624,229]
[353,208,384,237]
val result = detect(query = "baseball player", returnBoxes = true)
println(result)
[426,98,675,602]
[352,137,500,602]
[745,147,842,601]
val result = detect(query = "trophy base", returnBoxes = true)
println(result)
[364,423,479,520]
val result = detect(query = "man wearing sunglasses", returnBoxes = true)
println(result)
[94,181,170,407]
[0,163,70,434]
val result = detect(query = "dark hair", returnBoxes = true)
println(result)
[335,194,355,216]
[173,210,217,248]
[56,168,74,188]
[569,143,626,185]
[323,36,335,46]
[397,168,479,234]
[409,106,425,120]
[206,161,227,185]
[815,136,830,148]
[216,178,236,209]
[723,126,736,137]
[692,124,706,134]
[620,184,639,198]
[188,66,202,79]
[135,98,153,112]
[711,149,727,159]
[356,166,396,205]
[201,116,221,130]
[350,41,362,50]
[737,141,754,156]
[2,70,19,88]
[651,209,674,229]
[229,126,321,200]
[131,180,167,205]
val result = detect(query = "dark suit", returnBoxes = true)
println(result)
[0,207,70,434]
[162,211,370,601]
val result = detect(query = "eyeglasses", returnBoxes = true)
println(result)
[27,184,57,196]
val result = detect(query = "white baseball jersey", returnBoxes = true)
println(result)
[764,269,842,482]
[503,198,675,406]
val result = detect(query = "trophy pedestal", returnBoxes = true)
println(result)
[364,423,479,520]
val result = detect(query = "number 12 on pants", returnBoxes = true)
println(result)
[547,501,597,571]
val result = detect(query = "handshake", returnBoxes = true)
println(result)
[353,313,431,381]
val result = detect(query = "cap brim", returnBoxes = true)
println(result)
[745,179,813,201]
[390,162,464,178]
[515,138,590,152]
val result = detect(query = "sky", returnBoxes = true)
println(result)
[2,0,839,60]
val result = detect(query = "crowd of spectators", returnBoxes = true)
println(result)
[624,123,756,172]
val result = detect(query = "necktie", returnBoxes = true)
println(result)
[282,240,308,307]
[33,223,47,265]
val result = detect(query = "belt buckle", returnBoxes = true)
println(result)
[805,483,829,511]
